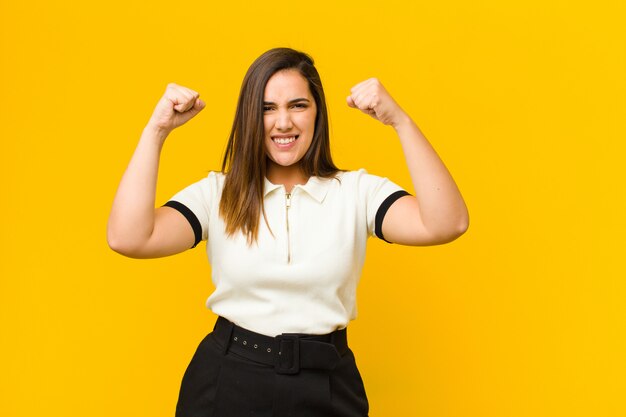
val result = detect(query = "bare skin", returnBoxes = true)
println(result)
[107,83,204,258]
[263,70,317,192]
[107,77,468,258]
[346,78,469,245]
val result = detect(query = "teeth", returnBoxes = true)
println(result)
[273,136,296,144]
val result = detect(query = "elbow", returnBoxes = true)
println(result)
[431,212,470,245]
[458,211,470,236]
[431,202,470,244]
[107,233,131,257]
[447,211,470,242]
[107,227,143,258]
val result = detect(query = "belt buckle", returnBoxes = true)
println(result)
[275,334,300,375]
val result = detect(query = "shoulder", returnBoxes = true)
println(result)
[339,169,407,209]
[190,171,225,192]
[206,170,225,182]
[326,169,399,204]
[209,170,225,188]
[167,171,225,207]
[334,168,370,182]
[336,168,390,188]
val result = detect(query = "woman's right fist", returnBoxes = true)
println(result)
[147,83,205,134]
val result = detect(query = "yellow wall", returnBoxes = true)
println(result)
[1,1,624,416]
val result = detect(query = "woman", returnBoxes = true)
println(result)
[107,48,468,417]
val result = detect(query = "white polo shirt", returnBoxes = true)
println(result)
[165,169,408,336]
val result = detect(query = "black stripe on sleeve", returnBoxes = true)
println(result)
[374,190,411,243]
[163,201,203,248]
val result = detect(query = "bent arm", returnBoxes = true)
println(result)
[106,124,195,258]
[347,78,468,246]
[382,115,469,246]
[107,83,205,257]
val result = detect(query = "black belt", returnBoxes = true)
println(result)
[212,316,348,375]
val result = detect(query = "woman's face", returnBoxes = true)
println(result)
[263,69,317,171]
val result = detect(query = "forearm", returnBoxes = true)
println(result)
[107,124,169,251]
[393,115,469,235]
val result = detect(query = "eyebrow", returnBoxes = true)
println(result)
[263,98,311,106]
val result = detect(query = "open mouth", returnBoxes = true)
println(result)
[272,135,299,145]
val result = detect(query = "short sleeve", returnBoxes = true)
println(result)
[162,172,218,248]
[356,169,411,243]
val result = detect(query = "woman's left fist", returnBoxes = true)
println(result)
[347,78,405,127]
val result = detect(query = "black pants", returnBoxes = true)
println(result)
[176,317,369,417]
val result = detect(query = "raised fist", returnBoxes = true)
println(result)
[346,78,406,127]
[147,83,205,133]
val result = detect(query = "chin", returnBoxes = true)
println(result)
[269,157,301,168]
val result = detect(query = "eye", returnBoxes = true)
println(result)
[263,106,274,112]
[292,103,308,109]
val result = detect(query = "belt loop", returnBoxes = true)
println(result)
[216,317,234,356]
[330,327,347,356]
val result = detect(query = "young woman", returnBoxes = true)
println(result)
[107,48,468,417]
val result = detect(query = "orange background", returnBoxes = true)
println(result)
[1,1,625,416]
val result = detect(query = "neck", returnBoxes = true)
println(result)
[266,161,308,193]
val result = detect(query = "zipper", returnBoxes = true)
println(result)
[285,192,292,264]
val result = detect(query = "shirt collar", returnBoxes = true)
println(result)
[263,175,332,203]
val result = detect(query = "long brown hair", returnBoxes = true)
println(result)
[219,48,340,243]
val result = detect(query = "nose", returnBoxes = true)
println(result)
[275,109,293,131]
